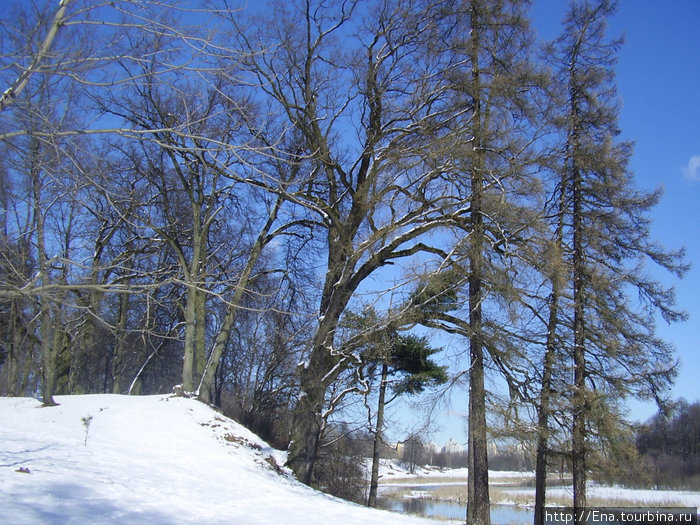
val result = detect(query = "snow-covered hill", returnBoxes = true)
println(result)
[0,394,439,525]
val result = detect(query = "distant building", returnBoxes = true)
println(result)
[487,441,499,457]
[426,441,438,464]
[442,438,463,455]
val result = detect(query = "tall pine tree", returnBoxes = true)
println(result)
[441,1,544,522]
[546,1,687,517]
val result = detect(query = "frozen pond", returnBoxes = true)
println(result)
[376,472,700,523]
[377,490,699,525]
[376,495,533,523]
[376,476,539,523]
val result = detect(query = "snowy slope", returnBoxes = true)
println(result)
[0,394,440,525]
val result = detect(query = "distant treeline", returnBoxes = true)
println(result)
[635,400,700,490]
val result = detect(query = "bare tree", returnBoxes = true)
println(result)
[0,0,71,112]
[1,0,295,400]
[224,0,474,484]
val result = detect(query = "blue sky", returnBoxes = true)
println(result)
[409,0,700,448]
[583,0,700,422]
[3,0,695,449]
[601,0,700,422]
[539,0,700,427]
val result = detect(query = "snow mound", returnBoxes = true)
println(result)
[0,394,439,525]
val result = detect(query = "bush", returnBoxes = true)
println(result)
[312,426,371,504]
[314,453,368,504]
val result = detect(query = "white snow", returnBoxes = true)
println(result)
[544,484,700,507]
[0,394,441,525]
[374,462,530,482]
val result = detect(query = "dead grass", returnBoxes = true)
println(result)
[381,474,692,508]
[382,476,469,485]
[383,472,532,486]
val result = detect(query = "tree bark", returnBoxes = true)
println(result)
[467,2,490,524]
[195,286,207,385]
[39,304,57,406]
[534,285,560,524]
[534,161,568,524]
[572,137,587,516]
[367,360,388,507]
[569,33,587,514]
[197,195,283,403]
[31,134,57,407]
[181,283,198,392]
[6,300,21,396]
[287,380,326,486]
[112,289,130,394]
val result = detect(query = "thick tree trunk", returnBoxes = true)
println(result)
[71,313,92,393]
[54,327,71,394]
[467,2,490,524]
[285,198,356,482]
[72,287,100,394]
[568,50,587,512]
[181,280,198,392]
[195,287,207,384]
[181,195,204,393]
[286,308,343,483]
[20,342,35,396]
[367,360,388,507]
[468,321,490,525]
[287,383,325,486]
[197,303,236,404]
[286,304,358,485]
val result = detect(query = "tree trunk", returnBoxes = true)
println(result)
[71,295,97,394]
[287,382,325,486]
[197,302,235,404]
[195,287,207,385]
[6,300,21,396]
[112,289,129,394]
[197,196,283,403]
[181,199,203,393]
[534,294,559,524]
[73,274,105,394]
[40,304,57,406]
[32,135,57,407]
[572,141,587,516]
[568,38,587,510]
[535,170,567,525]
[181,283,197,392]
[54,327,71,394]
[367,360,388,507]
[286,302,345,483]
[70,318,90,393]
[468,327,490,525]
[20,341,35,396]
[467,2,490,523]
